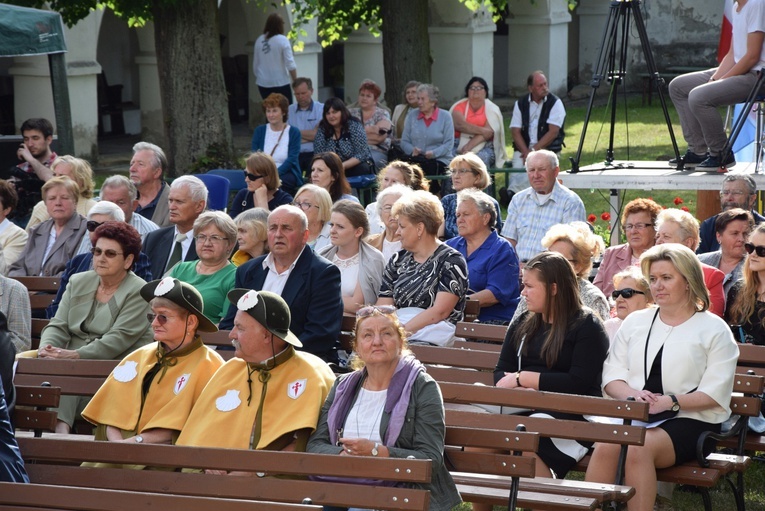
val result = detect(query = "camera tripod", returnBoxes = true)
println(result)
[569,0,682,173]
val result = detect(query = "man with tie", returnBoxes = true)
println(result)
[142,176,207,279]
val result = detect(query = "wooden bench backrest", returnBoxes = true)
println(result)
[410,344,497,385]
[14,358,117,396]
[736,343,765,377]
[455,321,507,344]
[12,384,60,434]
[463,300,481,323]
[11,276,61,293]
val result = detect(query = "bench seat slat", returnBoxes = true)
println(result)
[444,448,536,477]
[456,484,599,511]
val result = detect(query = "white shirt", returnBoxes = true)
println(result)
[510,95,566,146]
[732,0,765,70]
[261,247,306,295]
[265,124,291,168]
[252,34,297,88]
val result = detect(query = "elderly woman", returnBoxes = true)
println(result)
[313,97,375,177]
[449,76,507,168]
[594,198,663,296]
[349,80,393,170]
[439,152,502,239]
[232,208,269,267]
[586,244,739,511]
[310,152,358,203]
[229,152,294,218]
[0,180,27,274]
[391,80,421,140]
[655,208,725,317]
[82,278,225,446]
[318,200,385,314]
[377,190,468,345]
[26,155,97,232]
[8,177,87,277]
[367,184,413,263]
[399,84,454,193]
[36,222,153,432]
[307,306,462,511]
[698,208,754,297]
[446,189,519,324]
[495,251,609,480]
[513,222,609,323]
[169,211,237,325]
[603,267,654,341]
[251,93,303,195]
[727,223,765,344]
[292,184,333,251]
[367,161,429,235]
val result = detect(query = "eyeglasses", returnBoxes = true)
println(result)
[623,223,654,231]
[194,234,228,244]
[449,168,475,175]
[147,313,172,325]
[468,86,485,91]
[90,247,123,258]
[292,201,319,211]
[356,305,397,318]
[243,171,264,181]
[611,288,646,300]
[744,242,765,257]
[86,221,104,232]
[720,190,749,197]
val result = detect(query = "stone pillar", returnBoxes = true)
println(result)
[134,23,164,145]
[507,0,572,96]
[577,0,609,84]
[343,29,385,104]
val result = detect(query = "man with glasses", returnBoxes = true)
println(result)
[698,174,765,253]
[220,205,342,363]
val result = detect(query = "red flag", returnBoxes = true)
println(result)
[718,0,734,62]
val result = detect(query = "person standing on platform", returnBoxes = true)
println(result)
[698,174,765,253]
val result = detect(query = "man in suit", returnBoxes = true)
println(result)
[131,142,172,227]
[142,175,207,279]
[220,205,343,363]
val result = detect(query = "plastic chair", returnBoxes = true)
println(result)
[195,174,230,211]
[206,168,247,192]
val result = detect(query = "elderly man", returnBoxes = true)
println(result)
[130,142,171,227]
[220,205,342,363]
[47,201,153,318]
[501,150,585,262]
[100,175,159,240]
[177,289,335,456]
[142,175,207,279]
[698,174,765,253]
[511,71,566,163]
[288,77,324,175]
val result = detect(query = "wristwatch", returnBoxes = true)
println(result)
[371,442,379,456]
[134,435,144,444]
[669,395,680,412]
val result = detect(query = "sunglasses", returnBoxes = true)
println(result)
[611,288,645,300]
[745,242,765,257]
[90,247,123,258]
[356,305,397,318]
[243,171,264,181]
[86,220,103,232]
[147,313,182,326]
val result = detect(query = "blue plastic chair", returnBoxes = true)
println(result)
[195,173,230,211]
[347,174,378,206]
[206,168,247,192]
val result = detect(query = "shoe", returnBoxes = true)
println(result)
[697,152,736,169]
[669,150,707,165]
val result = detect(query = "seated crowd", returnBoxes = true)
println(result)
[0,71,757,511]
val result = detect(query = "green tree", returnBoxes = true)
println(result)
[13,0,233,176]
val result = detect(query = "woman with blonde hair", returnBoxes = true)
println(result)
[229,152,293,218]
[231,208,269,266]
[26,156,97,231]
[292,184,333,251]
[367,161,429,235]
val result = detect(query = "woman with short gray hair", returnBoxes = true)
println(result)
[231,207,269,266]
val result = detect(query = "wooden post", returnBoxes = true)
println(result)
[697,190,721,222]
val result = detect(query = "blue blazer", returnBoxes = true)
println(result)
[251,124,303,191]
[220,248,343,362]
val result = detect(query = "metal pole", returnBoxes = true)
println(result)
[47,53,74,156]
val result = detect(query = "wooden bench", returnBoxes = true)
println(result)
[0,481,322,511]
[453,320,506,351]
[12,383,60,436]
[14,358,118,397]
[18,436,432,511]
[11,276,60,313]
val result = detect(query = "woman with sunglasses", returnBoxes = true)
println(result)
[229,152,293,219]
[36,222,154,433]
[698,208,754,297]
[82,277,224,450]
[603,267,654,341]
[726,223,765,345]
[169,211,237,326]
[292,184,333,251]
[493,251,609,484]
[307,305,461,511]
[586,244,738,511]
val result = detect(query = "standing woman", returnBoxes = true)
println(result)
[450,76,507,168]
[310,152,357,203]
[586,244,739,511]
[231,208,269,267]
[292,184,333,251]
[698,208,754,296]
[250,94,302,195]
[313,98,375,177]
[727,223,765,344]
[494,252,609,480]
[367,184,413,263]
[367,161,429,235]
[230,152,293,218]
[318,200,385,314]
[252,13,297,103]
[349,79,393,170]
